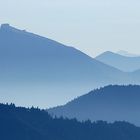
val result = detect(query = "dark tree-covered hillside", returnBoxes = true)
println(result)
[49,85,140,125]
[0,103,140,140]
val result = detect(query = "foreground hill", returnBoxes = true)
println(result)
[1,103,140,140]
[49,85,140,126]
[95,51,140,72]
[0,24,133,107]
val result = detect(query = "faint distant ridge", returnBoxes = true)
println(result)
[48,85,140,126]
[117,50,140,57]
[95,51,140,72]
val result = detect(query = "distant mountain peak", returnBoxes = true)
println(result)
[0,23,26,33]
[1,23,14,30]
[104,51,113,54]
[1,23,10,29]
[96,51,119,58]
[95,51,140,72]
[0,24,13,32]
[101,51,115,55]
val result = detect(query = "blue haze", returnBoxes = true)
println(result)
[0,24,138,108]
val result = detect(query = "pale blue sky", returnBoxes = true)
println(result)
[0,0,140,56]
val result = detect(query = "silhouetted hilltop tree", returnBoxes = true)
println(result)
[0,103,140,140]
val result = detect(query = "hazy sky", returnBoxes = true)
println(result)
[0,0,140,56]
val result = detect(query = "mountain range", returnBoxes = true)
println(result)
[1,24,139,107]
[48,85,140,126]
[95,51,140,72]
[1,24,140,138]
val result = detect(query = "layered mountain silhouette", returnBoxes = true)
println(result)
[1,103,140,140]
[49,85,140,126]
[95,51,140,72]
[117,50,139,57]
[1,24,137,107]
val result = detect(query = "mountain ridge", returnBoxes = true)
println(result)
[95,51,140,72]
[48,85,140,126]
